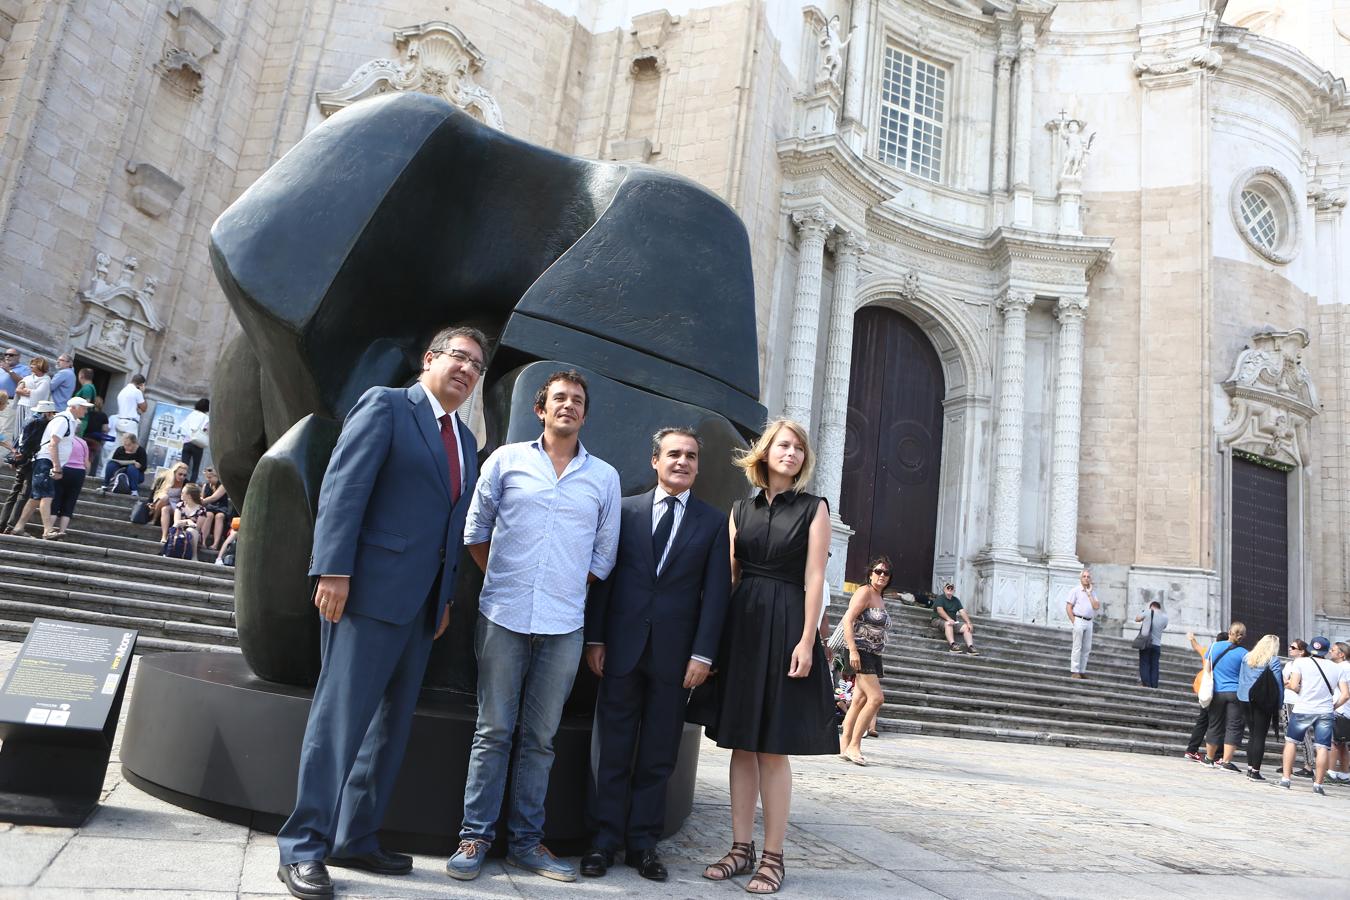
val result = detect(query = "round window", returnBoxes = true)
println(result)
[1230,168,1299,264]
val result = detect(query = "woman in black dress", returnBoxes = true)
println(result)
[699,418,834,895]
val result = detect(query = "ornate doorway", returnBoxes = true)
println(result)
[840,307,945,593]
[1230,453,1290,643]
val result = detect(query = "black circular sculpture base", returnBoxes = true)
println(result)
[120,652,701,856]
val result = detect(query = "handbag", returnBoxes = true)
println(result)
[129,500,151,525]
[188,415,209,449]
[1199,643,1238,708]
[1131,611,1153,650]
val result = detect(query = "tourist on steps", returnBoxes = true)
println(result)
[935,581,978,655]
[1184,630,1226,762]
[1237,634,1283,781]
[1,400,57,534]
[1133,600,1168,687]
[837,556,891,766]
[49,396,93,538]
[1203,621,1248,771]
[1279,640,1350,793]
[1065,569,1099,678]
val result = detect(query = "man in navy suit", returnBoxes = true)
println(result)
[276,326,486,900]
[580,426,731,881]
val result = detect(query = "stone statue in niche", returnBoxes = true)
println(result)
[1060,119,1095,179]
[817,15,855,85]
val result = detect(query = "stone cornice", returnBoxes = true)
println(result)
[862,209,1113,289]
[778,134,903,227]
[1212,26,1350,128]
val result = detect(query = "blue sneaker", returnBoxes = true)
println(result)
[446,838,490,881]
[506,844,577,882]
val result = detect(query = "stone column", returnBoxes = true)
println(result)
[1047,298,1087,566]
[989,290,1034,558]
[782,206,836,425]
[991,54,1013,193]
[818,231,867,591]
[817,232,867,511]
[1011,42,1035,226]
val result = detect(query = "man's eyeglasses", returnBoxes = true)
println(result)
[871,568,891,576]
[430,347,486,377]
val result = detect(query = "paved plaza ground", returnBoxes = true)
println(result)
[0,640,1343,899]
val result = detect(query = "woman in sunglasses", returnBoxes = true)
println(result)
[837,556,892,765]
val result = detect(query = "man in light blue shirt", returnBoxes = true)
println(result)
[449,369,621,884]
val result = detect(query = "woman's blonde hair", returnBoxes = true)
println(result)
[1246,634,1279,668]
[151,463,189,501]
[734,418,814,490]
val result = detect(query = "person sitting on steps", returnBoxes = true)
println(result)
[933,582,978,655]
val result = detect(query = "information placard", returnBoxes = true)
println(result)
[0,619,135,730]
[0,618,138,826]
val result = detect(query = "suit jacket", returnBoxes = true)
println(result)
[309,381,479,626]
[585,489,730,684]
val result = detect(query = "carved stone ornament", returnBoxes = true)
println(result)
[126,162,185,218]
[1132,47,1224,78]
[1217,328,1318,467]
[156,3,224,98]
[68,252,163,375]
[316,21,504,129]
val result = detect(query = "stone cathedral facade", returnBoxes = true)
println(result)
[2,0,1348,643]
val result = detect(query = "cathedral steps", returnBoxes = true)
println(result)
[834,598,1201,755]
[0,470,240,654]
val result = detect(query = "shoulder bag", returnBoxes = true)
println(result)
[1131,611,1153,650]
[1199,643,1238,708]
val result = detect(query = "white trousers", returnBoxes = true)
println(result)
[1070,617,1094,674]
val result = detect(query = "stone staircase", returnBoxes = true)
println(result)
[0,471,240,654]
[841,600,1199,756]
[0,470,1201,756]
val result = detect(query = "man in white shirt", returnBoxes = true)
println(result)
[115,374,147,437]
[1280,648,1350,794]
[10,396,89,538]
[1064,569,1100,678]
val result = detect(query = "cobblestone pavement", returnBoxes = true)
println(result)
[0,640,1343,898]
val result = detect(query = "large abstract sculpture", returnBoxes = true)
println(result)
[121,91,765,849]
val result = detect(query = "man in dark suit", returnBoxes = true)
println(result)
[581,426,731,881]
[276,326,486,900]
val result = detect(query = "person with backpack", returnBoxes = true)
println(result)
[163,482,207,560]
[8,395,90,539]
[1280,636,1350,794]
[101,433,147,495]
[1203,621,1248,770]
[1237,634,1283,781]
[0,401,57,533]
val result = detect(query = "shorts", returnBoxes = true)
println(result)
[1334,715,1350,746]
[855,649,885,678]
[29,459,55,500]
[1286,711,1335,750]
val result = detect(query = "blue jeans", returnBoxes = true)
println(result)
[103,461,143,493]
[1138,645,1161,687]
[459,614,582,852]
[1286,711,1335,750]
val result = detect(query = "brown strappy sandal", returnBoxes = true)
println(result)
[703,840,756,881]
[745,849,785,894]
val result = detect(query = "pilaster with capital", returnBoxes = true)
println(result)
[989,290,1035,557]
[783,206,836,425]
[1047,299,1087,566]
[992,54,1013,194]
[842,3,869,125]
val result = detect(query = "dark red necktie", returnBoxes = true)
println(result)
[439,414,461,503]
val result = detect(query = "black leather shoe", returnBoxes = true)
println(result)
[277,861,333,899]
[626,847,668,882]
[580,848,615,877]
[326,848,413,875]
